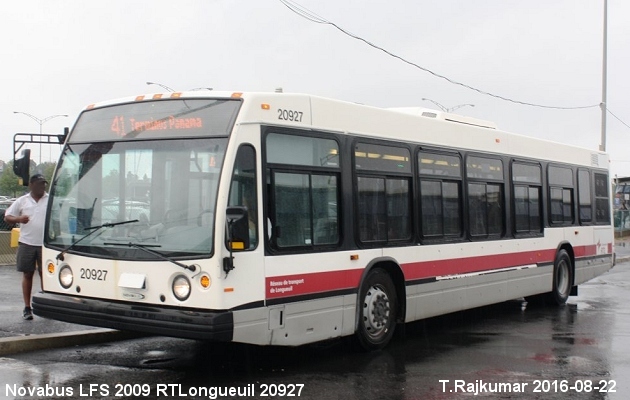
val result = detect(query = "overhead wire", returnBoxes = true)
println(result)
[279,0,630,131]
[607,108,630,130]
[278,0,601,111]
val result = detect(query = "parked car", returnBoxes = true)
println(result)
[0,200,15,231]
[102,200,150,225]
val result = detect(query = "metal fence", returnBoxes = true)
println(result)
[0,232,16,265]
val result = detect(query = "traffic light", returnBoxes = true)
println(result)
[13,149,31,186]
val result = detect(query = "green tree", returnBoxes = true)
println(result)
[0,160,57,197]
[38,161,56,183]
[0,160,28,197]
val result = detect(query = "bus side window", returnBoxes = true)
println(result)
[228,145,258,249]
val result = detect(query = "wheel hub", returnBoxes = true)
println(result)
[363,285,391,337]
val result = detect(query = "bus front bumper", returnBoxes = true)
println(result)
[32,292,233,341]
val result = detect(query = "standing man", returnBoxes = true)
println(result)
[4,174,49,320]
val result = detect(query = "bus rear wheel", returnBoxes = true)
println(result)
[356,268,397,351]
[548,249,572,305]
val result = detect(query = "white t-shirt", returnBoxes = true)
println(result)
[6,192,49,246]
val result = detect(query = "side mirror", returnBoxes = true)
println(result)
[223,206,250,275]
[226,206,250,250]
[13,149,31,187]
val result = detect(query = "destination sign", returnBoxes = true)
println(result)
[110,115,204,137]
[69,99,241,143]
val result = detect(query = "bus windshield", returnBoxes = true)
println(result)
[44,99,239,260]
[46,138,227,259]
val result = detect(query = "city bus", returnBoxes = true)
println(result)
[32,91,614,350]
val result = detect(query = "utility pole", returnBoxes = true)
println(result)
[600,0,608,152]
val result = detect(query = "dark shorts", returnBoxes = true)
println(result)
[16,243,42,273]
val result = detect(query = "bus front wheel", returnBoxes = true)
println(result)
[549,249,572,305]
[356,268,397,351]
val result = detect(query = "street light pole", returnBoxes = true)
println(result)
[146,81,175,92]
[600,0,608,152]
[13,111,68,165]
[421,98,475,113]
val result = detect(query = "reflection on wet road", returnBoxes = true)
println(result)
[3,263,630,399]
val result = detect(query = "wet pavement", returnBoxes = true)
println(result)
[0,268,98,339]
[0,267,141,356]
[2,237,628,352]
[0,238,629,399]
[1,260,630,399]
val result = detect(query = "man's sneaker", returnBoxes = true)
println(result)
[23,307,33,320]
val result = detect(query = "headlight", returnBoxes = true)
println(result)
[59,266,73,289]
[172,275,191,301]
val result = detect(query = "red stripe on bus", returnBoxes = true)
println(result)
[266,270,363,299]
[265,245,610,299]
[401,249,557,281]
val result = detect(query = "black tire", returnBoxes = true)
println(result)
[549,249,573,305]
[356,268,397,351]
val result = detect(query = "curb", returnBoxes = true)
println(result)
[617,255,630,264]
[0,329,146,356]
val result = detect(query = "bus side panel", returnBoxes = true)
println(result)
[388,239,552,323]
[262,251,373,345]
[231,295,356,346]
[574,227,614,285]
[231,307,271,345]
[405,266,550,322]
[271,295,352,346]
[574,257,614,286]
[561,225,614,286]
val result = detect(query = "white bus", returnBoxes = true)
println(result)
[33,91,614,350]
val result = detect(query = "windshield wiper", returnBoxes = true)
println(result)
[103,242,197,272]
[56,219,139,261]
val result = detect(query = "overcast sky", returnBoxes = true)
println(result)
[2,0,629,178]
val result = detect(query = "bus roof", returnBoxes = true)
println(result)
[82,91,608,170]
